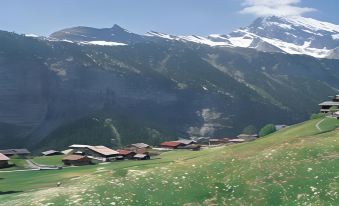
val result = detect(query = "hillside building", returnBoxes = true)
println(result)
[0,153,10,168]
[319,95,339,113]
[69,145,119,162]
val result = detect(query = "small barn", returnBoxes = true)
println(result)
[160,141,184,149]
[62,155,92,166]
[0,153,10,168]
[42,150,63,156]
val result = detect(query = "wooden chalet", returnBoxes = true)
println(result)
[319,95,339,113]
[0,153,10,168]
[69,145,119,161]
[0,149,31,157]
[42,150,63,156]
[160,141,185,149]
[116,150,136,160]
[62,155,91,166]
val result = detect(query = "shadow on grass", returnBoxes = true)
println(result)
[0,191,22,195]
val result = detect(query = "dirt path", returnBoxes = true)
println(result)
[25,159,41,169]
[315,118,325,132]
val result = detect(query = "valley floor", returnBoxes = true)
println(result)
[0,118,338,205]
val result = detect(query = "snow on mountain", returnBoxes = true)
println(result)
[146,16,339,58]
[146,32,231,47]
[206,16,339,59]
[25,33,40,38]
[48,16,339,58]
[79,41,127,46]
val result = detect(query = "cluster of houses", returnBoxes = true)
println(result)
[58,143,152,166]
[2,95,338,169]
[0,134,259,168]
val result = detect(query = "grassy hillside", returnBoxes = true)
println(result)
[0,117,338,205]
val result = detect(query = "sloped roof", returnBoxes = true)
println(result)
[229,139,246,142]
[160,141,183,147]
[0,149,30,155]
[63,155,87,161]
[175,139,196,145]
[88,146,119,156]
[117,150,134,155]
[69,144,90,148]
[42,150,61,156]
[130,143,150,148]
[319,101,339,106]
[0,153,10,161]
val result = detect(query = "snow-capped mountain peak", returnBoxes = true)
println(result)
[48,16,339,59]
[219,15,339,58]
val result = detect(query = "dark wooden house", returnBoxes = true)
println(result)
[62,155,92,166]
[160,141,185,149]
[0,153,10,168]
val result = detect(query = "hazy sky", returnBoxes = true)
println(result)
[0,0,338,36]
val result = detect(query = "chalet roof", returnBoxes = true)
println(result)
[229,139,246,143]
[42,150,61,156]
[319,101,339,106]
[63,155,87,161]
[117,149,134,155]
[0,153,10,161]
[160,141,183,147]
[130,143,150,149]
[174,139,196,145]
[69,144,90,148]
[88,146,119,156]
[0,149,30,155]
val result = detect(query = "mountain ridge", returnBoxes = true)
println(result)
[49,15,339,59]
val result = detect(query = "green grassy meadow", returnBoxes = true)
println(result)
[0,117,338,205]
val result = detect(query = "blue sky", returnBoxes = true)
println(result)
[0,0,338,36]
